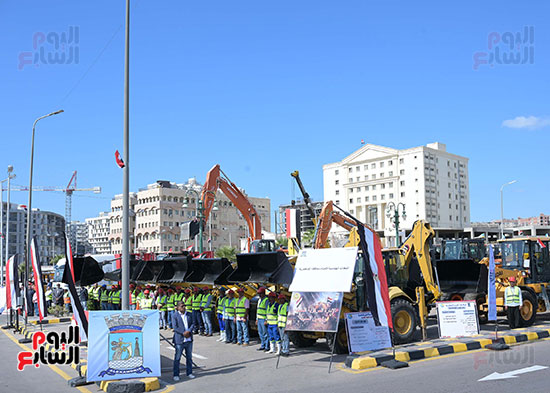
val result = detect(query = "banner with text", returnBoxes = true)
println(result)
[289,247,358,292]
[87,310,161,382]
[345,312,392,354]
[436,300,480,338]
[286,292,343,332]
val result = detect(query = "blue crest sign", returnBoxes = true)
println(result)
[87,311,160,382]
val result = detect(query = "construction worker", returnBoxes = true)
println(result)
[157,288,169,329]
[175,287,185,306]
[224,290,237,344]
[201,287,213,336]
[129,284,137,310]
[255,287,269,351]
[100,285,109,310]
[136,286,145,310]
[266,292,280,353]
[167,288,176,329]
[183,289,193,312]
[107,286,114,310]
[235,288,250,346]
[111,285,121,311]
[140,290,155,310]
[90,283,101,310]
[45,286,53,309]
[505,276,523,329]
[191,287,204,334]
[277,293,289,356]
[63,288,72,313]
[216,288,227,342]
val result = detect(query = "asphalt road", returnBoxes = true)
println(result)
[2,314,550,393]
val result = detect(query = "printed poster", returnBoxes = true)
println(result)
[87,310,161,382]
[285,292,343,332]
[436,300,480,338]
[345,312,392,354]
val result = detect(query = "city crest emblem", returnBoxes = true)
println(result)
[98,313,152,377]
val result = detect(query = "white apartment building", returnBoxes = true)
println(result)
[109,193,137,254]
[323,142,470,246]
[86,212,111,254]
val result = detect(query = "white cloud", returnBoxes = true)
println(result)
[502,116,550,130]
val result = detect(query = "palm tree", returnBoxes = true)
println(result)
[301,229,316,247]
[215,245,237,262]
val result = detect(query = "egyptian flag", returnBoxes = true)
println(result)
[355,220,393,329]
[115,150,125,168]
[537,239,547,249]
[30,237,47,320]
[62,232,88,340]
[5,254,20,310]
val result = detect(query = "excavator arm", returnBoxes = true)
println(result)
[314,201,356,249]
[400,220,440,300]
[201,164,262,240]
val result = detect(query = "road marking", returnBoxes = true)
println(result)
[164,346,208,359]
[0,327,93,393]
[478,365,548,382]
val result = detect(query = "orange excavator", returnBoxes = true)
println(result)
[201,164,275,252]
[313,200,356,249]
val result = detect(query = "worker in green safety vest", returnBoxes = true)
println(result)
[235,288,250,346]
[90,283,101,310]
[140,290,155,310]
[266,292,280,353]
[224,290,237,344]
[277,293,289,356]
[136,287,145,310]
[157,288,169,329]
[112,285,121,310]
[191,287,204,334]
[200,286,213,336]
[255,287,269,350]
[216,288,227,342]
[100,285,109,310]
[130,284,138,310]
[505,276,523,329]
[167,288,176,329]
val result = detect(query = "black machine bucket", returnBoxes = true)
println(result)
[133,260,166,282]
[227,251,294,285]
[186,258,233,285]
[157,256,192,283]
[436,259,488,294]
[72,256,104,286]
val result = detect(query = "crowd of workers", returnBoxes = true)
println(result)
[82,283,291,356]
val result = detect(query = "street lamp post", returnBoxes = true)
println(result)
[183,190,217,254]
[386,202,406,247]
[500,180,517,239]
[3,166,15,286]
[25,110,63,324]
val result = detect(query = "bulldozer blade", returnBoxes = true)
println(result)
[228,251,294,285]
[436,259,486,294]
[157,256,192,283]
[186,258,233,284]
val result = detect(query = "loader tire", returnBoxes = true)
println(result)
[326,322,348,354]
[288,332,316,348]
[464,293,488,325]
[391,299,417,344]
[520,291,537,327]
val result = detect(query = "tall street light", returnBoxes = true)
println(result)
[25,110,63,324]
[500,180,517,239]
[386,202,406,247]
[4,165,15,286]
[183,190,218,254]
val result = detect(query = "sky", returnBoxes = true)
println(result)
[1,0,548,230]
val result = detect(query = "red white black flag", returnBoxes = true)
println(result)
[63,233,88,340]
[5,254,20,311]
[30,237,47,321]
[115,150,125,168]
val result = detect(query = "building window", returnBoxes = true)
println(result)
[389,193,394,199]
[335,169,339,175]
[389,182,393,188]
[349,167,353,173]
[335,190,339,195]
[365,185,370,191]
[335,180,339,185]
[400,181,405,186]
[388,171,393,176]
[364,175,369,181]
[364,165,368,170]
[372,185,377,190]
[356,177,360,182]
[335,200,340,205]
[380,172,384,178]
[371,163,376,169]
[401,192,405,197]
[400,169,405,175]
[356,166,360,171]
[381,195,385,200]
[356,187,361,192]
[365,196,370,201]
[349,178,353,183]
[399,158,404,164]
[373,196,377,201]
[350,188,354,193]
[381,184,386,189]
[388,160,393,166]
[357,197,361,203]
[349,198,354,204]
[372,174,376,180]
[380,162,384,168]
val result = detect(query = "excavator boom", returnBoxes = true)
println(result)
[314,201,355,249]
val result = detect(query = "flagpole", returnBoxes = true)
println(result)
[121,0,131,311]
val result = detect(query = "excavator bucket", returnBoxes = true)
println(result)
[436,259,488,295]
[185,258,233,285]
[227,251,294,285]
[157,256,192,283]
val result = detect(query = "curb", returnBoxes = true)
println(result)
[97,377,160,392]
[346,328,550,370]
[30,317,72,325]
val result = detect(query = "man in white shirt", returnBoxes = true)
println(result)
[172,301,196,381]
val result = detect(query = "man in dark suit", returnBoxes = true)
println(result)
[172,301,195,381]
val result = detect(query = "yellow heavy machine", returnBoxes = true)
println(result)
[472,236,550,326]
[287,219,441,353]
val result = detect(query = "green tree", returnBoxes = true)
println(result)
[49,254,65,266]
[215,245,237,262]
[301,229,316,247]
[275,236,288,247]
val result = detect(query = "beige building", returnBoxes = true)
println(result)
[109,193,137,254]
[86,212,111,254]
[132,178,271,253]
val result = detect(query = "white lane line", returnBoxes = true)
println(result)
[164,346,208,359]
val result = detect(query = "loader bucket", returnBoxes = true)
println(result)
[157,256,192,283]
[228,251,294,285]
[134,260,166,282]
[186,258,232,284]
[103,260,142,282]
[436,259,488,294]
[72,256,105,286]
